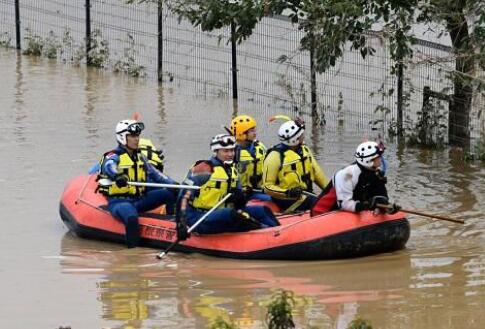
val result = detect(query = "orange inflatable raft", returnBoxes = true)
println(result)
[59,175,410,260]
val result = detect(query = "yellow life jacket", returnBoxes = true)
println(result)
[138,138,164,172]
[191,161,239,210]
[273,144,315,191]
[237,141,266,189]
[98,149,147,197]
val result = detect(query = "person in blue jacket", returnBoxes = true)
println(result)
[97,119,176,248]
[176,133,279,237]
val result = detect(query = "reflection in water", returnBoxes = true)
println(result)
[83,68,103,148]
[14,51,26,144]
[60,233,414,329]
[60,233,196,328]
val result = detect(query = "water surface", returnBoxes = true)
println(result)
[1,48,484,328]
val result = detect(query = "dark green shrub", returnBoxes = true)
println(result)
[265,290,296,329]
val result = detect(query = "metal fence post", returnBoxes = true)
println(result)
[157,0,163,82]
[85,0,92,65]
[396,62,404,138]
[230,21,238,102]
[309,33,317,118]
[15,0,21,49]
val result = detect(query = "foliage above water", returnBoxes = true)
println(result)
[405,88,449,149]
[22,29,63,59]
[265,290,296,329]
[22,28,44,56]
[210,316,238,329]
[88,29,110,68]
[113,33,146,78]
[0,32,12,48]
[348,317,374,329]
[206,289,373,329]
[139,0,485,147]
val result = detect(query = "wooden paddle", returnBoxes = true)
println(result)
[156,193,233,259]
[377,203,464,224]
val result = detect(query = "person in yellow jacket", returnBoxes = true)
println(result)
[262,117,329,212]
[176,134,279,236]
[97,119,176,248]
[230,114,271,201]
[89,138,165,175]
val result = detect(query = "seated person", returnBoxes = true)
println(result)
[263,117,328,212]
[311,141,400,215]
[97,119,176,248]
[177,133,279,236]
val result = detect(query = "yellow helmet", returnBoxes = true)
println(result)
[230,115,257,141]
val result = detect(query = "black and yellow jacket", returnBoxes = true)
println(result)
[235,140,266,190]
[262,143,328,200]
[183,157,239,210]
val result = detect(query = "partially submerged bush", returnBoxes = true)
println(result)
[22,29,62,58]
[43,31,61,58]
[87,29,109,68]
[113,33,146,77]
[22,28,43,56]
[0,32,12,48]
[265,290,296,329]
[348,317,373,329]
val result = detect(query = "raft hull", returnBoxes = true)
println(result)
[59,175,410,260]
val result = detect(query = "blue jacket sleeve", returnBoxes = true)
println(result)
[88,162,100,174]
[101,153,120,180]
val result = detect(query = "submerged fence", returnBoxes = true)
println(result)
[1,0,484,148]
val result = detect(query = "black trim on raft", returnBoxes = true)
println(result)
[60,202,410,260]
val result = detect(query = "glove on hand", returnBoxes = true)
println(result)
[115,174,129,188]
[286,187,303,198]
[243,186,253,196]
[355,201,370,212]
[176,211,190,241]
[386,203,401,215]
[369,196,389,210]
[233,210,262,229]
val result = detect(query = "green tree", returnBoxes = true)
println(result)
[131,0,485,148]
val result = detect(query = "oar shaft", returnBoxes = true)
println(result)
[128,181,200,190]
[302,190,318,197]
[156,193,233,259]
[187,193,233,234]
[400,208,464,224]
[253,188,317,198]
[377,203,464,224]
[98,178,200,190]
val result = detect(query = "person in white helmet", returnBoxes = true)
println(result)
[176,133,279,237]
[262,118,329,212]
[97,119,177,248]
[311,141,400,215]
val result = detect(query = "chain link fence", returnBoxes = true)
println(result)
[1,0,483,149]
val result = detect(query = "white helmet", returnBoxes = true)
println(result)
[354,141,383,168]
[115,119,145,145]
[278,120,305,146]
[210,134,236,152]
